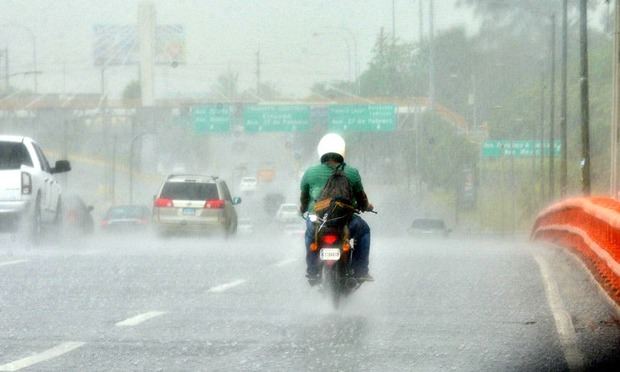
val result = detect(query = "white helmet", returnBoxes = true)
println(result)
[317,133,346,160]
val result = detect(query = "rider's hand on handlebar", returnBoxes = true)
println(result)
[366,203,374,212]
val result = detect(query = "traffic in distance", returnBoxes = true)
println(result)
[1,0,620,370]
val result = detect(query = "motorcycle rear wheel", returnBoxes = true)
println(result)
[322,265,342,309]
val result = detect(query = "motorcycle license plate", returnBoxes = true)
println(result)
[320,248,341,261]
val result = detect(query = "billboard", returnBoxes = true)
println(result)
[93,24,186,66]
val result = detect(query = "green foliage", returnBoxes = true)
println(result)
[214,71,239,100]
[359,29,425,97]
[241,82,281,101]
[310,80,357,99]
[417,113,479,189]
[122,80,141,104]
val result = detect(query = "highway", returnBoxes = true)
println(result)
[0,233,618,371]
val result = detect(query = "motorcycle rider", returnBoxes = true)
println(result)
[299,133,374,285]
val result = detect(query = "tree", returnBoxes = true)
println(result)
[309,80,357,99]
[358,28,424,97]
[122,80,140,106]
[214,71,239,100]
[241,81,281,101]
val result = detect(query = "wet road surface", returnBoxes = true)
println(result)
[0,233,618,371]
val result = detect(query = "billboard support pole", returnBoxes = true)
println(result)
[138,1,156,107]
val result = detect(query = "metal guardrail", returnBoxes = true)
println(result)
[531,197,620,306]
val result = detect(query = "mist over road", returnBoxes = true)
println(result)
[0,233,617,371]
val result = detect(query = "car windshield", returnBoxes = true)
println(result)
[0,142,33,170]
[107,206,147,219]
[161,182,219,201]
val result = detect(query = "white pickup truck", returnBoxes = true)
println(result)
[0,135,71,243]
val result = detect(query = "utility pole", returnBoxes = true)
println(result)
[549,14,557,200]
[62,62,67,95]
[428,0,435,109]
[540,67,547,203]
[32,36,37,93]
[100,67,111,201]
[561,0,569,197]
[138,1,156,106]
[392,0,396,44]
[418,0,424,45]
[2,48,8,90]
[580,0,591,195]
[256,50,261,98]
[611,0,620,197]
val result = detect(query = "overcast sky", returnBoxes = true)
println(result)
[0,1,477,98]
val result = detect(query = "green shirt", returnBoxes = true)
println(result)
[300,163,364,213]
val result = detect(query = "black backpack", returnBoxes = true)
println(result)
[314,163,356,223]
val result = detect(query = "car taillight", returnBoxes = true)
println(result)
[66,210,77,223]
[21,172,31,195]
[204,199,225,209]
[154,198,173,208]
[322,234,338,245]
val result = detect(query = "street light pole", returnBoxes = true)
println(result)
[340,28,360,94]
[2,48,7,90]
[540,66,547,203]
[32,34,37,93]
[418,0,424,45]
[0,24,37,93]
[392,0,396,44]
[579,0,591,195]
[313,30,356,88]
[560,0,569,197]
[549,14,557,200]
[611,0,620,197]
[129,133,145,204]
[428,0,435,109]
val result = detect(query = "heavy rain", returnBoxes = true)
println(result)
[0,0,619,371]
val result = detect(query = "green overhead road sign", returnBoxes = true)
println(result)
[192,105,231,133]
[482,140,561,158]
[328,104,397,132]
[244,105,310,132]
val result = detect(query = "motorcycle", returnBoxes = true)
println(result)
[306,208,376,308]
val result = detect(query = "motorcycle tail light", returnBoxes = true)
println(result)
[322,234,338,245]
[342,242,350,253]
[310,242,318,252]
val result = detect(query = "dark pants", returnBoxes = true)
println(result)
[304,214,371,276]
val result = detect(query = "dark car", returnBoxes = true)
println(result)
[101,205,151,232]
[408,218,451,237]
[63,194,94,236]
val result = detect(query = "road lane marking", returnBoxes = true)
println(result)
[534,254,584,371]
[273,258,297,267]
[0,259,28,268]
[0,341,85,371]
[115,311,167,327]
[207,279,247,293]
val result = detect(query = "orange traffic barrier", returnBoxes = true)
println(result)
[531,197,620,306]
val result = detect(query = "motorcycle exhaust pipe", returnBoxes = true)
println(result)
[345,277,359,290]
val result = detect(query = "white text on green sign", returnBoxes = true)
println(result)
[192,105,231,133]
[244,105,310,132]
[482,140,561,158]
[328,105,396,132]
